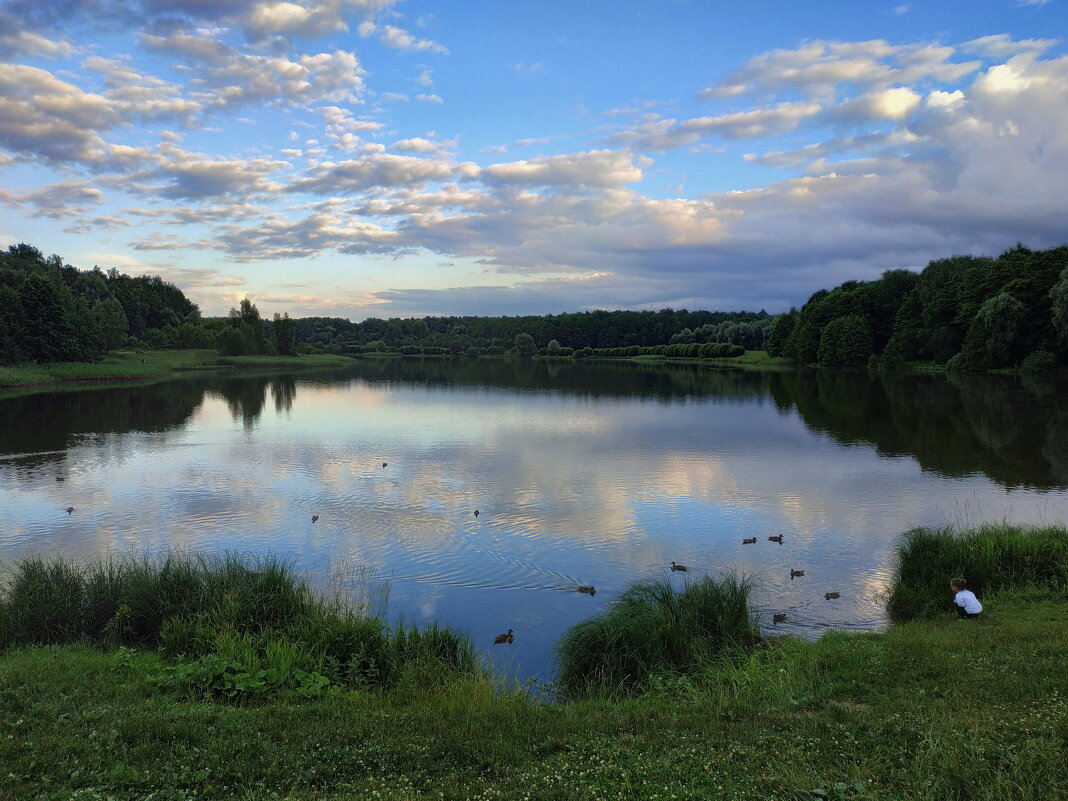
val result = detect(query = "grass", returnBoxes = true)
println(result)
[555,575,760,698]
[0,595,1065,800]
[887,524,1068,621]
[0,349,353,391]
[0,550,482,699]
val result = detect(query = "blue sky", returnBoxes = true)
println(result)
[1,0,1066,320]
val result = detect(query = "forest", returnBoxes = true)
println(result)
[768,244,1068,370]
[3,241,1066,371]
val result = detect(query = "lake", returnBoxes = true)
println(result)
[2,359,1066,681]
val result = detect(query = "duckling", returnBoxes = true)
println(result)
[773,613,787,624]
[577,585,596,596]
[670,561,688,572]
[824,592,840,600]
[742,537,757,544]
[65,506,74,515]
[473,509,479,517]
[311,515,319,523]
[790,569,805,580]
[493,629,514,645]
[55,476,64,482]
[768,535,784,544]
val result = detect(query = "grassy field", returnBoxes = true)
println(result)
[0,349,353,391]
[1,526,1067,800]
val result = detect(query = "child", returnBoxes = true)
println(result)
[950,578,982,620]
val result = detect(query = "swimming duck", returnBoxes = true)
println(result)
[742,537,757,544]
[312,515,319,523]
[790,569,805,580]
[577,585,596,595]
[773,613,787,624]
[473,509,479,517]
[382,462,388,468]
[66,506,74,515]
[493,629,514,645]
[824,592,840,600]
[768,535,784,544]
[670,561,688,572]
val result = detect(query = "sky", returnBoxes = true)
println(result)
[1,0,1066,321]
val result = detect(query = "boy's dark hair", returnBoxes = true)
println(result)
[950,577,967,590]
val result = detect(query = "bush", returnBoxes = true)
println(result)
[1021,349,1057,373]
[555,575,760,699]
[887,525,1068,622]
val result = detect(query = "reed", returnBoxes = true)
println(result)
[887,524,1068,621]
[554,574,760,698]
[0,550,481,695]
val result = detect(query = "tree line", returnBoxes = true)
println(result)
[293,308,772,355]
[0,244,296,365]
[767,244,1068,371]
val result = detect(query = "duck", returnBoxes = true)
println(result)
[473,509,479,517]
[55,476,64,482]
[790,569,805,580]
[311,515,319,523]
[382,462,388,468]
[577,585,596,596]
[768,535,784,544]
[65,506,74,515]
[773,613,787,624]
[493,629,514,645]
[824,592,840,600]
[670,561,688,572]
[742,537,757,544]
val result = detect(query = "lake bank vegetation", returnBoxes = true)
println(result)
[5,240,1066,377]
[768,244,1068,372]
[1,524,1065,799]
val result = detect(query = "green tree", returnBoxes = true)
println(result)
[272,312,297,356]
[817,314,873,369]
[961,292,1026,369]
[16,272,81,362]
[1051,268,1068,348]
[514,332,536,358]
[92,297,129,351]
[546,339,562,356]
[765,312,796,357]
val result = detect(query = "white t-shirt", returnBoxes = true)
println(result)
[955,589,982,614]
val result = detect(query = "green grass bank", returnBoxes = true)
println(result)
[0,349,354,391]
[1,526,1066,800]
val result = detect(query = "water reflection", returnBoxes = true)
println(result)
[1,360,1066,680]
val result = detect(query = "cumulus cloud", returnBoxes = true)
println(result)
[128,143,289,200]
[0,180,104,218]
[0,11,75,59]
[0,64,121,165]
[699,40,979,100]
[358,21,448,54]
[140,31,366,107]
[287,153,454,194]
[480,150,648,188]
[607,102,823,151]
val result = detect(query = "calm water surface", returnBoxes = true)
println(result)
[2,360,1067,680]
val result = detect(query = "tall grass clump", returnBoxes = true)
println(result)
[0,549,482,699]
[555,574,760,699]
[888,524,1068,621]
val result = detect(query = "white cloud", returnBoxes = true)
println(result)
[415,93,443,103]
[358,21,448,54]
[287,153,455,194]
[480,150,648,188]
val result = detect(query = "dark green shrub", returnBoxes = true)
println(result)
[555,575,760,698]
